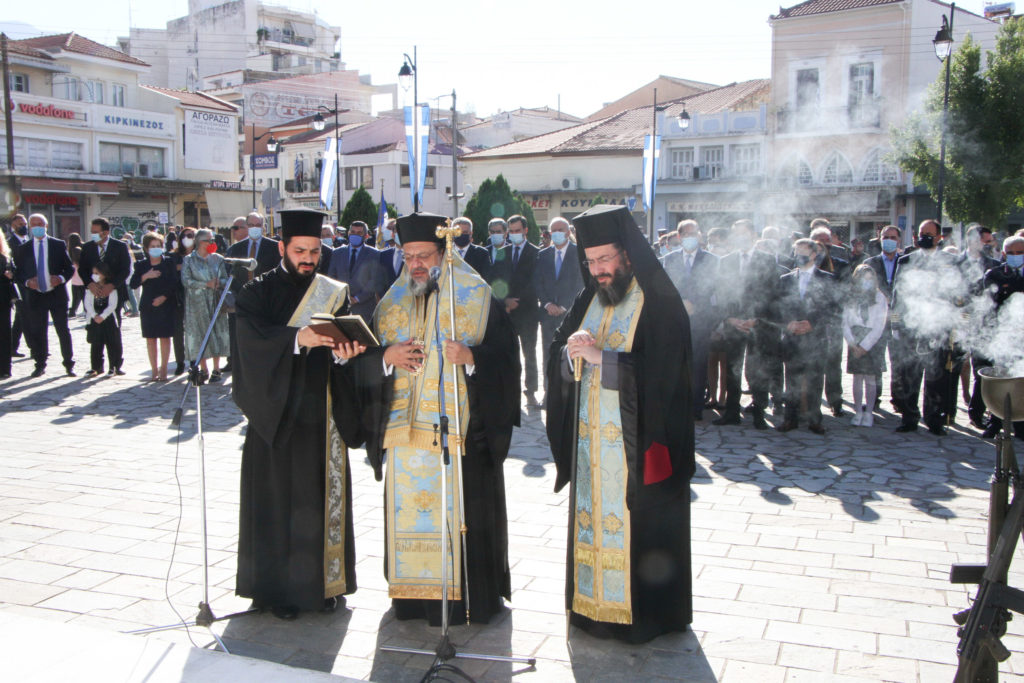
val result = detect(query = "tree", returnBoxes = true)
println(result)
[463,174,539,244]
[340,186,378,228]
[890,19,1024,227]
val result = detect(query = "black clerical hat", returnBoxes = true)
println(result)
[279,209,327,240]
[573,204,633,249]
[397,212,446,246]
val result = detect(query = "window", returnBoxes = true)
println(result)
[9,73,28,93]
[862,149,900,184]
[344,166,374,190]
[99,143,165,177]
[796,68,819,110]
[701,147,723,179]
[401,165,436,189]
[0,137,83,170]
[798,160,813,185]
[55,77,81,101]
[848,63,874,108]
[89,81,104,104]
[822,153,853,184]
[670,148,693,179]
[731,145,760,176]
[112,84,125,107]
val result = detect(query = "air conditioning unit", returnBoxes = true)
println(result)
[136,163,150,177]
[561,176,579,191]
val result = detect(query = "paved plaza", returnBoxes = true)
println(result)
[1,313,1024,681]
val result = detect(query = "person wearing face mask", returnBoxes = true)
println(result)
[224,212,281,374]
[865,224,905,412]
[662,219,719,421]
[810,226,851,418]
[773,239,835,434]
[377,218,404,291]
[317,224,337,273]
[326,220,381,324]
[451,216,491,280]
[169,228,196,376]
[13,213,76,377]
[980,235,1024,439]
[7,213,30,360]
[182,229,230,383]
[536,216,583,385]
[891,219,965,435]
[841,265,888,427]
[485,217,508,273]
[130,232,178,381]
[78,217,132,326]
[956,224,1002,426]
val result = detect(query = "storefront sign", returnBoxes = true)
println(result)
[184,109,237,173]
[207,180,243,191]
[23,193,79,207]
[667,200,754,213]
[93,105,174,137]
[527,197,550,210]
[18,102,76,119]
[252,154,278,170]
[559,196,630,209]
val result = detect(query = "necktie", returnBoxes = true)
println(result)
[800,273,807,300]
[513,246,520,269]
[37,239,48,293]
[349,247,357,274]
[99,241,106,258]
[686,254,693,272]
[555,249,563,279]
[247,239,257,280]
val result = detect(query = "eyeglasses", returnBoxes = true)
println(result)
[403,249,440,264]
[581,251,622,268]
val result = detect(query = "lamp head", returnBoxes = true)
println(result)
[266,136,279,153]
[398,61,414,91]
[312,112,326,132]
[933,16,953,61]
[677,109,691,131]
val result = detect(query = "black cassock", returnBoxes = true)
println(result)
[233,267,360,611]
[545,280,695,644]
[357,295,521,625]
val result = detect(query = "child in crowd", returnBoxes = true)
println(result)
[842,264,888,426]
[84,262,124,377]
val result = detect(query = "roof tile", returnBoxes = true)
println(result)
[15,32,148,66]
[773,0,903,19]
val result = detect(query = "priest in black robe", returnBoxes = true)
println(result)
[356,212,520,626]
[545,204,694,644]
[233,208,366,620]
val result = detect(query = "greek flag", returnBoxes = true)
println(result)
[320,137,339,209]
[376,185,388,231]
[642,134,661,212]
[405,104,430,208]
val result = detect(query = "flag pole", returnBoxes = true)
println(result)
[647,88,657,245]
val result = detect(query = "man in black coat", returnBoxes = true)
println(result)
[980,236,1024,438]
[224,212,281,373]
[773,239,835,434]
[326,220,381,324]
[535,217,584,385]
[318,224,336,274]
[865,224,904,410]
[15,214,76,377]
[957,225,1002,426]
[810,225,851,416]
[78,217,131,325]
[451,217,491,280]
[712,219,778,429]
[485,217,508,272]
[662,219,719,420]
[490,214,540,405]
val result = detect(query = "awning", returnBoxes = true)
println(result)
[205,190,253,228]
[21,177,120,195]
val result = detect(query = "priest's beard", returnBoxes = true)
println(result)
[283,251,317,287]
[595,266,633,307]
[410,278,430,298]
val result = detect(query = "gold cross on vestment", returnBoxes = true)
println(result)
[436,219,460,264]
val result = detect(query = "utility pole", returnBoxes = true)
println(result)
[450,89,458,219]
[2,34,15,171]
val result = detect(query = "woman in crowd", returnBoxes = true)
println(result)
[67,232,85,317]
[130,232,178,381]
[842,264,888,427]
[0,231,14,379]
[181,228,229,383]
[169,227,196,376]
[83,262,123,377]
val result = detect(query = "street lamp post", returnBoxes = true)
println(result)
[933,3,955,235]
[399,47,419,212]
[250,122,278,212]
[312,93,343,226]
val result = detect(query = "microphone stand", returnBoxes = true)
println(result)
[128,259,258,651]
[380,223,536,675]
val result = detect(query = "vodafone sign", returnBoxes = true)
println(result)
[18,102,77,119]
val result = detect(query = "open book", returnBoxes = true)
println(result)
[309,314,380,347]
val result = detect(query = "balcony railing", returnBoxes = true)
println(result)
[776,102,881,133]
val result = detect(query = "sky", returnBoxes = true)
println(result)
[2,0,996,118]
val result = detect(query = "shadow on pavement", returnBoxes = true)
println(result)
[219,602,351,672]
[569,626,715,682]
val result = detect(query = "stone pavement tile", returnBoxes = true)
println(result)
[836,650,917,681]
[784,670,878,683]
[42,529,139,554]
[694,595,801,622]
[700,632,779,665]
[918,660,959,681]
[764,621,877,654]
[0,576,66,605]
[693,611,767,639]
[877,633,956,665]
[708,567,831,592]
[0,557,78,584]
[53,568,121,590]
[738,585,837,611]
[830,579,947,605]
[720,659,787,682]
[801,607,907,637]
[777,642,836,672]
[804,566,870,581]
[91,573,193,601]
[36,587,137,614]
[838,594,959,626]
[728,545,835,568]
[693,580,741,600]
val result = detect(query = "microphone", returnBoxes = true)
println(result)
[427,266,441,292]
[221,257,258,271]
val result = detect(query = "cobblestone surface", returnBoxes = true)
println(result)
[1,313,1022,681]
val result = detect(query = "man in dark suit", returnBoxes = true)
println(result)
[377,218,403,292]
[15,214,76,377]
[957,225,1003,426]
[865,224,904,411]
[79,217,131,325]
[318,224,337,274]
[452,217,491,281]
[810,225,850,416]
[773,239,835,434]
[536,217,584,385]
[663,219,719,420]
[712,219,778,429]
[981,236,1024,438]
[490,214,540,404]
[485,217,508,280]
[224,212,281,373]
[326,220,381,323]
[892,219,964,435]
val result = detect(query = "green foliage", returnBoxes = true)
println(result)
[340,187,378,229]
[890,19,1024,227]
[463,174,539,244]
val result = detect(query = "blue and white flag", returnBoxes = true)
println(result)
[642,133,661,212]
[376,185,388,231]
[319,137,339,209]
[404,104,430,208]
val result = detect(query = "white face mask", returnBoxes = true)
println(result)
[91,273,102,283]
[182,237,195,249]
[322,238,333,248]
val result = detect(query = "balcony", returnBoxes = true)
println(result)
[776,102,881,134]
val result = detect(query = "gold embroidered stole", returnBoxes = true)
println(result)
[573,278,644,624]
[374,252,490,600]
[286,274,350,597]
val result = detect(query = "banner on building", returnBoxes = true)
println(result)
[405,104,430,208]
[320,137,339,210]
[642,134,661,212]
[184,109,236,173]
